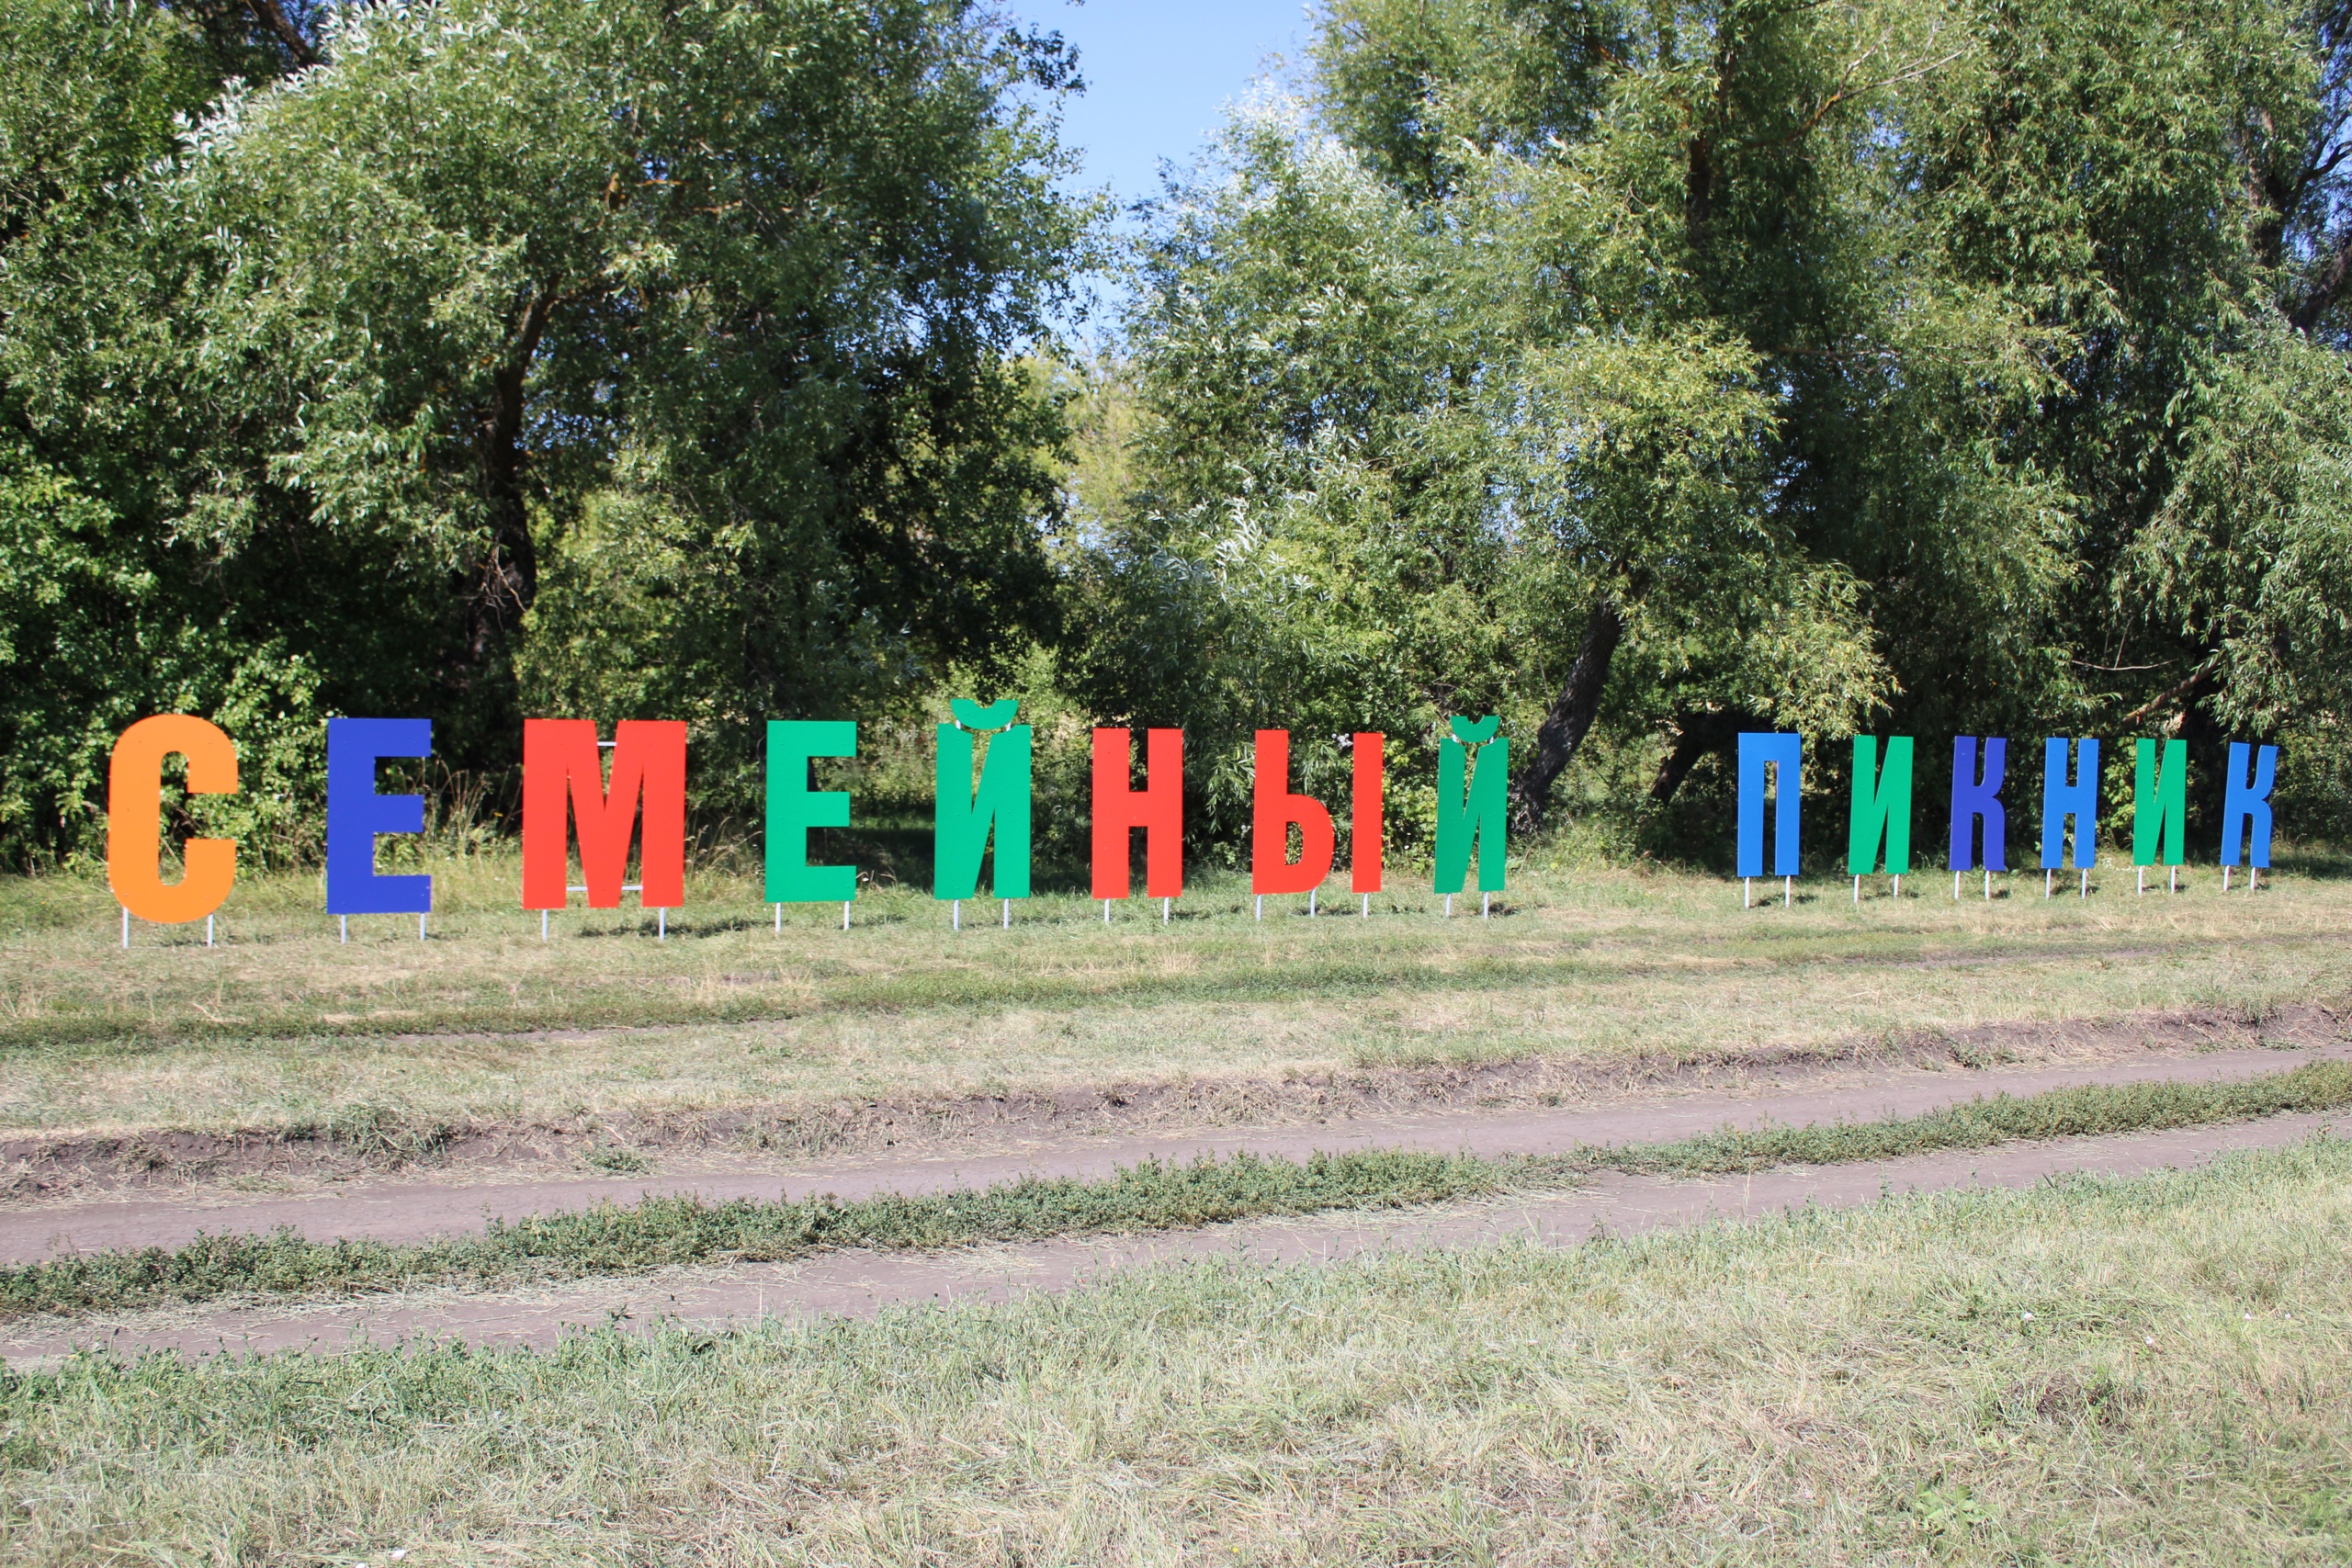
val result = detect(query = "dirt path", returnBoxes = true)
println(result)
[11,1001,2336,1203]
[1,1041,2342,1263]
[7,1108,2338,1368]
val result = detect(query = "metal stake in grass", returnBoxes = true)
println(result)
[1783,874,1792,908]
[1745,876,1753,909]
[1255,896,1262,921]
[1002,898,1011,929]
[1162,897,1170,925]
[953,899,961,931]
[208,915,215,947]
[842,900,851,931]
[1102,899,1110,924]
[1309,889,1317,918]
[2080,870,2089,898]
[1444,895,1453,919]
[1361,893,1369,918]
[542,909,550,942]
[775,903,781,934]
[1482,891,1491,919]
[341,915,348,943]
[120,907,129,949]
[419,913,426,942]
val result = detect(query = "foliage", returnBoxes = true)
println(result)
[0,0,1094,862]
[5,0,2352,867]
[1057,0,2352,860]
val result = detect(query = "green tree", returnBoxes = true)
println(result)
[1078,0,2352,856]
[0,0,381,866]
[0,0,1095,860]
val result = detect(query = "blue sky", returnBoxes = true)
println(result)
[1016,1,1317,208]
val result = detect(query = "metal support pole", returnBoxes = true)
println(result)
[2224,866,2233,892]
[775,903,782,934]
[208,915,215,948]
[1444,895,1453,919]
[542,909,549,941]
[1102,899,1110,924]
[1161,897,1170,925]
[1482,892,1491,919]
[1783,875,1792,908]
[1893,874,1901,899]
[657,908,665,942]
[1002,898,1011,928]
[2170,865,2178,894]
[1853,874,1860,905]
[2045,870,2052,899]
[419,913,426,942]
[1361,894,1369,918]
[1255,896,1262,921]
[340,915,348,943]
[121,908,129,949]
[1745,877,1753,909]
[953,900,960,931]
[1309,889,1317,918]
[1984,870,1991,901]
[842,901,850,931]
[2079,870,2088,898]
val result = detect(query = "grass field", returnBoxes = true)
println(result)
[6,852,2350,1562]
[1,852,2346,1149]
[6,1137,2349,1564]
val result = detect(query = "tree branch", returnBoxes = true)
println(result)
[2290,229,2352,332]
[243,0,320,69]
[1514,601,1625,829]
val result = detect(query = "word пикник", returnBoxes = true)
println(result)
[1736,732,2278,906]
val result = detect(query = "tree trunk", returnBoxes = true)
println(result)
[461,292,554,669]
[1516,602,1624,829]
[1646,707,1747,807]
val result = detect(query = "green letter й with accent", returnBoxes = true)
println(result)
[935,699,1032,899]
[1434,716,1507,895]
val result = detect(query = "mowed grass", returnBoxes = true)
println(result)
[10,1063,2350,1317]
[1,853,2346,1142]
[6,1138,2352,1564]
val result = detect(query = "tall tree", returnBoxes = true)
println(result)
[1080,0,2352,850]
[0,0,1094,859]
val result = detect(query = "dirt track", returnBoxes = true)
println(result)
[3,1023,2347,1368]
[6,1108,2339,1368]
[4,1037,2344,1264]
[9,1001,2338,1202]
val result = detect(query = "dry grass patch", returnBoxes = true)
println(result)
[1,858,2346,1150]
[6,1138,2352,1562]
